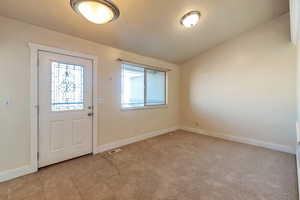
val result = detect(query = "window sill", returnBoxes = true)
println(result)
[121,105,168,111]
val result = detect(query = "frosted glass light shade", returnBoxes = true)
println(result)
[71,0,120,24]
[181,11,201,28]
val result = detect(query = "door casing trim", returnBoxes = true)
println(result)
[29,43,98,172]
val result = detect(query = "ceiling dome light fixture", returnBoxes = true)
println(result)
[180,11,201,28]
[70,0,120,24]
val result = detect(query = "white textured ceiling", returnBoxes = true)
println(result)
[0,0,289,64]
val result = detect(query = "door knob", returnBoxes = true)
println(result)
[88,113,94,116]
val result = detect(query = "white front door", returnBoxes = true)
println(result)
[38,51,93,167]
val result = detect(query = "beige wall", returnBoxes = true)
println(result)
[180,14,297,149]
[0,16,180,172]
[297,44,300,122]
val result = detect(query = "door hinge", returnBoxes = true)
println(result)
[37,152,39,160]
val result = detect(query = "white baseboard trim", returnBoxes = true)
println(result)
[0,165,37,182]
[181,126,296,154]
[94,126,179,154]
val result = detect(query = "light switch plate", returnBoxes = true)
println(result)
[0,96,10,105]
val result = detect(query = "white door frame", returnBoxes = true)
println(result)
[29,43,98,172]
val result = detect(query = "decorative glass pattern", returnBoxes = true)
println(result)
[51,62,84,111]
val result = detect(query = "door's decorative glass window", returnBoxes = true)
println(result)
[51,62,84,111]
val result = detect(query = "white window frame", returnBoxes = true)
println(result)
[121,63,168,111]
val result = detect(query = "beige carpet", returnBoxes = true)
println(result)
[0,130,298,200]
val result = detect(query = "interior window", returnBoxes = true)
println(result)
[121,63,167,108]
